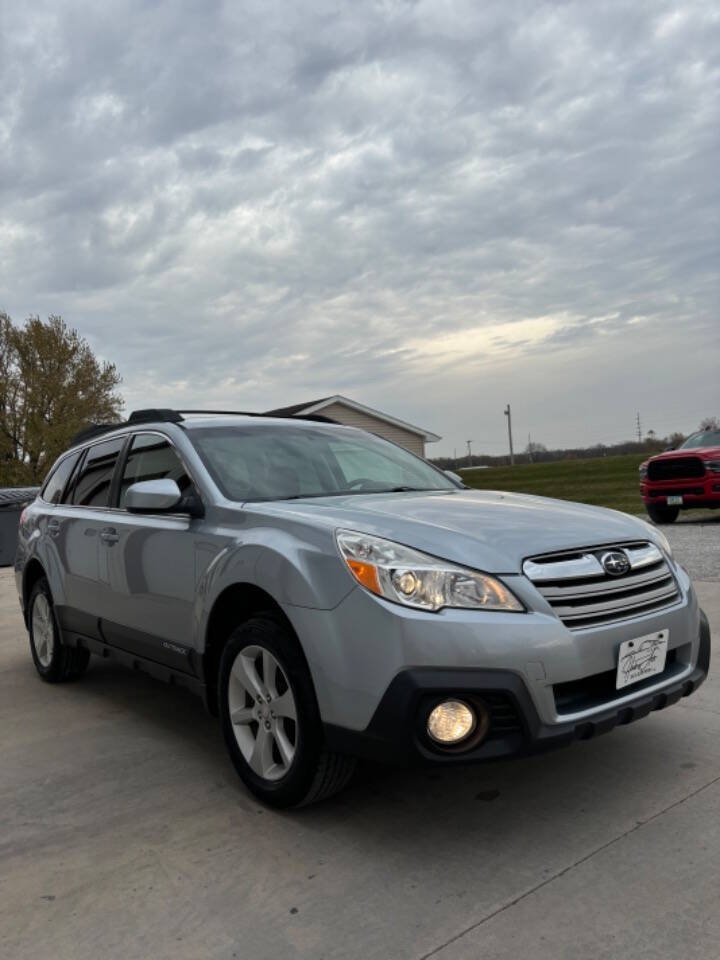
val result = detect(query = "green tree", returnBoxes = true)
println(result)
[0,313,123,485]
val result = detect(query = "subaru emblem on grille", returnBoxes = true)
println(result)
[601,550,631,576]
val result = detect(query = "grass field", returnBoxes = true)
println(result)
[460,453,647,515]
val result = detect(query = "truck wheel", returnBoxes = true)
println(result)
[646,503,680,525]
[218,614,356,808]
[28,578,90,682]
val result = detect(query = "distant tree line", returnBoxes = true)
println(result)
[431,420,717,471]
[0,313,123,485]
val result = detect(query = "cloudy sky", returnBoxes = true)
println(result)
[1,0,718,457]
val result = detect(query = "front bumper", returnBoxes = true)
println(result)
[641,477,720,508]
[324,609,711,765]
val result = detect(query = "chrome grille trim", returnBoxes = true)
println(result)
[523,542,680,629]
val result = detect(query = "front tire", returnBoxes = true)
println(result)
[647,503,680,524]
[218,614,355,808]
[28,578,90,682]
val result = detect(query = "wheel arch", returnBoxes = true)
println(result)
[203,582,310,716]
[22,558,48,623]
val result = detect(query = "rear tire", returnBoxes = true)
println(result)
[646,503,680,524]
[28,577,90,682]
[218,614,355,808]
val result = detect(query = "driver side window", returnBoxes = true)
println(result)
[119,434,194,508]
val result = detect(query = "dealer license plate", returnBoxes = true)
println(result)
[616,630,669,690]
[667,495,683,505]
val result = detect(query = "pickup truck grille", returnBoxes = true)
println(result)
[648,457,704,481]
[647,486,704,497]
[523,542,680,629]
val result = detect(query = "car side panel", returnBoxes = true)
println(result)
[17,503,104,639]
[198,516,356,646]
[100,509,221,668]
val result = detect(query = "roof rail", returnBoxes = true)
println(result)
[177,410,338,424]
[69,409,184,447]
[127,408,184,424]
[69,408,338,446]
[70,423,124,446]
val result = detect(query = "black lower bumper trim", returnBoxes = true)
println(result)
[324,610,711,765]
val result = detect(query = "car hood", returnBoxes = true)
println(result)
[650,446,720,460]
[263,490,656,573]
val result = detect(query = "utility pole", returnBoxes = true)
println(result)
[504,404,514,465]
[527,432,533,463]
[466,440,473,468]
[636,412,642,443]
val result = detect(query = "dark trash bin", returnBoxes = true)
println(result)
[0,488,40,566]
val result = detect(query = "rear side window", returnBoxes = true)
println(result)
[72,437,125,507]
[41,452,81,504]
[119,433,194,508]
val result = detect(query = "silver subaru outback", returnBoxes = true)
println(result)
[15,409,710,807]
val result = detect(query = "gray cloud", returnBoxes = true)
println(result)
[1,0,718,455]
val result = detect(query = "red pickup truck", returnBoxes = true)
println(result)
[640,428,720,523]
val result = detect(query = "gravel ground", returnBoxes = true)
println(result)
[650,512,720,581]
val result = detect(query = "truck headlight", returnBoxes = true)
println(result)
[335,530,524,612]
[639,462,649,478]
[705,460,720,473]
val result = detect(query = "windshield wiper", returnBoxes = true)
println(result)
[248,486,452,502]
[385,486,436,492]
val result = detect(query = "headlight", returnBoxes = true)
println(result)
[705,460,720,473]
[653,527,673,557]
[335,530,524,612]
[638,463,648,478]
[639,520,673,558]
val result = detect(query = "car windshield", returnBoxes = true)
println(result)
[190,423,456,501]
[680,430,720,449]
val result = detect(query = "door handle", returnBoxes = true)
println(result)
[100,527,120,545]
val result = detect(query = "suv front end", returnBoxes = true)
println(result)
[291,531,709,766]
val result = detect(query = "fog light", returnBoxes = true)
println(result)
[427,700,476,745]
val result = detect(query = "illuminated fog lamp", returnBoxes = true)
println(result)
[427,700,476,745]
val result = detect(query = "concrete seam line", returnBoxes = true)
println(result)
[416,772,720,960]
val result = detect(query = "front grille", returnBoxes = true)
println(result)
[648,457,705,481]
[647,486,704,497]
[523,542,680,629]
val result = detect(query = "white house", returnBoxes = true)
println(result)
[264,395,441,457]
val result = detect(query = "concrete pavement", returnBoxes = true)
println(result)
[0,567,718,960]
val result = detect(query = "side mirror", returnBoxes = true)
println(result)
[125,478,202,516]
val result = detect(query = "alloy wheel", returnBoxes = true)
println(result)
[32,593,55,668]
[227,644,298,782]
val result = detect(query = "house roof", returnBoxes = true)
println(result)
[264,395,441,442]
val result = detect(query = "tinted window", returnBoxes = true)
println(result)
[119,434,193,507]
[191,423,454,501]
[41,452,80,504]
[72,437,125,507]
